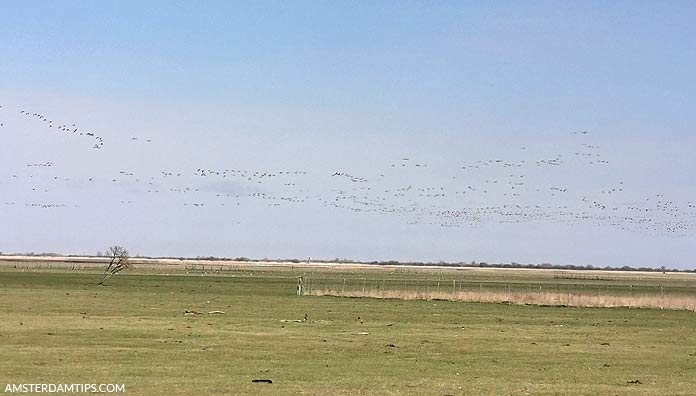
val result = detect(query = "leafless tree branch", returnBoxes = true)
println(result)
[98,245,129,285]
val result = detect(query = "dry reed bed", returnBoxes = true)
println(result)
[307,288,696,311]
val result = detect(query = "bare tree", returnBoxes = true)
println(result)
[98,246,130,285]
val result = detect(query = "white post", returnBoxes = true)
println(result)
[297,276,304,296]
[660,285,664,310]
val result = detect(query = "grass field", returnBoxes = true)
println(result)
[1,265,695,395]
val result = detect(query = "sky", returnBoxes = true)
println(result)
[1,1,695,268]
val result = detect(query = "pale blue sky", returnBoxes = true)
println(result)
[1,2,695,268]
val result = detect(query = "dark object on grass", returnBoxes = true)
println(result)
[627,379,642,384]
[252,379,273,384]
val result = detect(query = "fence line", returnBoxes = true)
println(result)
[304,278,696,311]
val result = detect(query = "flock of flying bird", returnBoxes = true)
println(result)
[1,103,695,239]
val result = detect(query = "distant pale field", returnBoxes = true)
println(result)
[3,255,696,280]
[1,264,695,395]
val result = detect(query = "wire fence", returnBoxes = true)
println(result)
[303,276,696,311]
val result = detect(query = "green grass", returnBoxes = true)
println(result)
[1,269,695,395]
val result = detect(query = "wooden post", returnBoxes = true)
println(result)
[525,283,529,303]
[660,285,664,310]
[556,284,560,305]
[296,276,304,296]
[568,287,571,307]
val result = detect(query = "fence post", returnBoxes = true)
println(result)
[559,284,564,306]
[567,287,582,307]
[660,285,664,310]
[296,276,304,296]
[525,283,530,304]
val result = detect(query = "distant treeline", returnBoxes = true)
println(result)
[303,259,695,273]
[170,256,695,273]
[2,251,693,273]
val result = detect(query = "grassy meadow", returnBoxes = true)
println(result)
[1,265,695,395]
